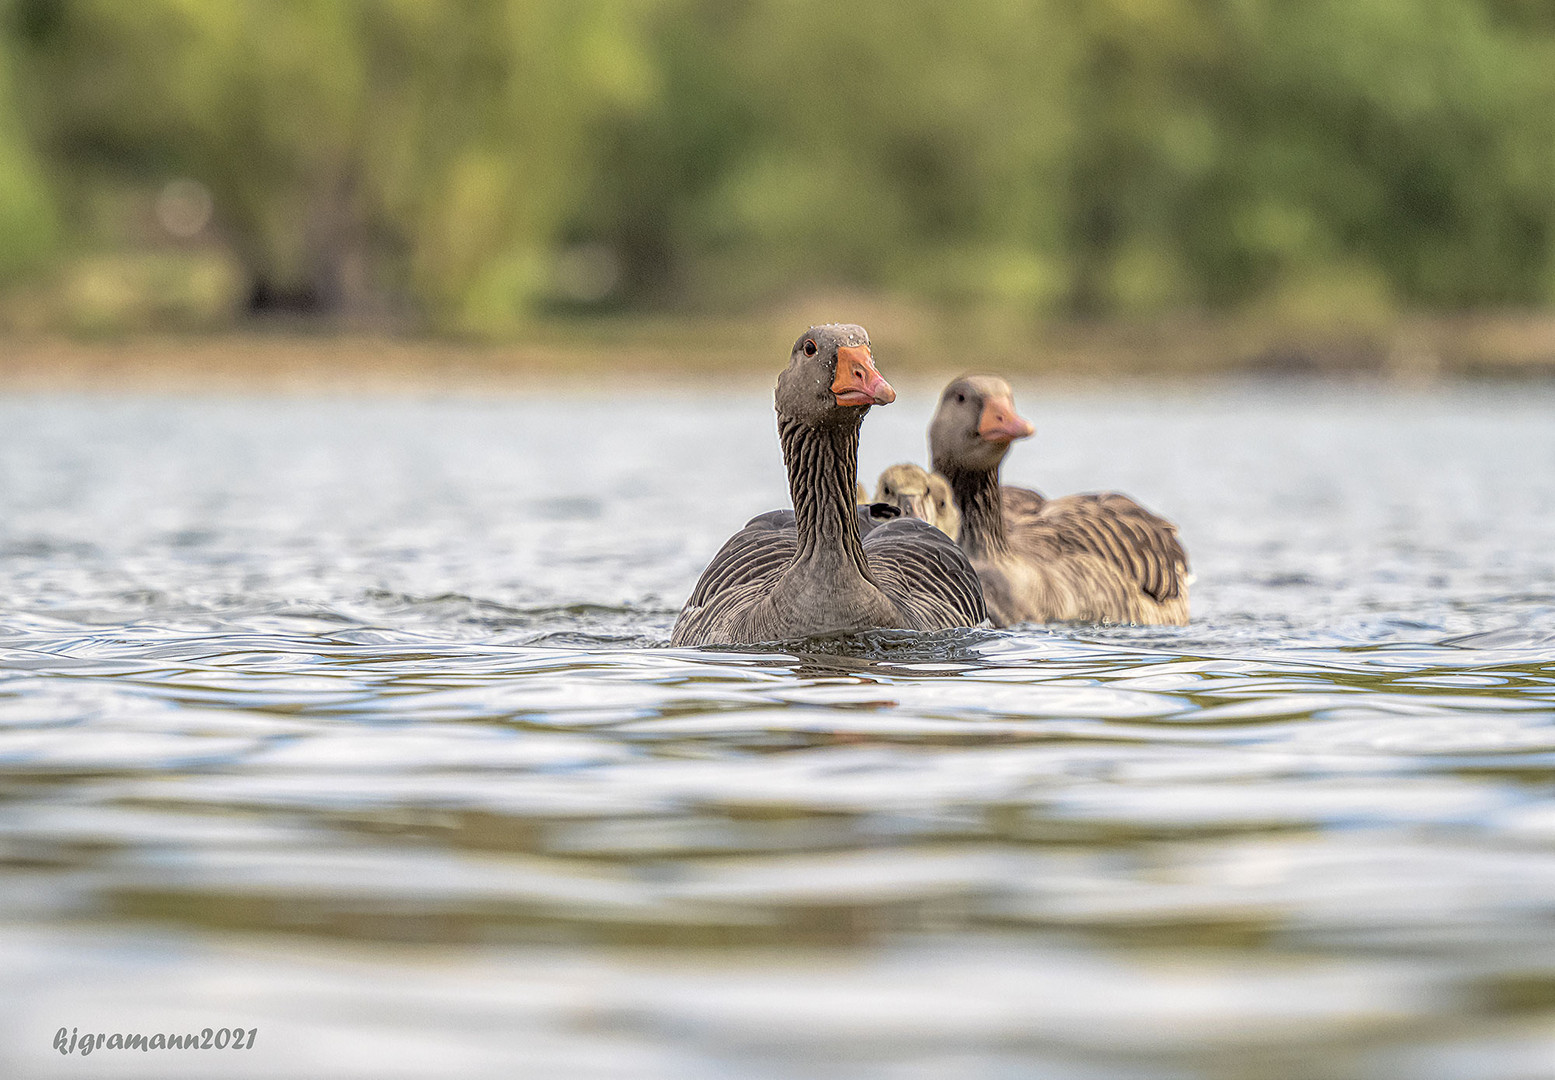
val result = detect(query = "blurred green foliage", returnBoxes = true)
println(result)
[0,26,55,283]
[1,0,1553,333]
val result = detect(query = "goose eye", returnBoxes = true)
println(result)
[955,392,966,404]
[803,339,817,357]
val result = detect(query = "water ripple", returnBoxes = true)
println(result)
[1,388,1554,1079]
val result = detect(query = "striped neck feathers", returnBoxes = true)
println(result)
[941,462,1009,557]
[778,414,874,580]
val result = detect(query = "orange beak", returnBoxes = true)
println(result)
[976,396,1034,443]
[831,344,896,407]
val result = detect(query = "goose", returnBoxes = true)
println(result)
[671,326,987,646]
[926,375,1190,627]
[872,463,960,539]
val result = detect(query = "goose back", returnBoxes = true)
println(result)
[974,494,1188,625]
[672,510,984,645]
[1005,491,1188,612]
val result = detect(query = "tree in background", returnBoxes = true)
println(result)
[573,0,1080,315]
[2,0,1554,332]
[1172,0,1555,316]
[571,0,1555,319]
[0,27,55,284]
[8,0,653,334]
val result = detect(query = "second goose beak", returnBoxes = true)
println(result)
[977,396,1034,443]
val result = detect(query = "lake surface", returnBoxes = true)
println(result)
[1,380,1553,1079]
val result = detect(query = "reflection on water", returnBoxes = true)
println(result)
[1,383,1553,1079]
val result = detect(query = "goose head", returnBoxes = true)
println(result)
[872,463,961,538]
[929,375,1034,475]
[775,324,895,429]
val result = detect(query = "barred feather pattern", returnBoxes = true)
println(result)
[1008,490,1188,607]
[861,517,988,629]
[947,471,1190,627]
[670,516,798,646]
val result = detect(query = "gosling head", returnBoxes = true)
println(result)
[872,463,961,539]
[929,374,1034,476]
[775,324,895,429]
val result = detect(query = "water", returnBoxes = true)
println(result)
[1,381,1553,1079]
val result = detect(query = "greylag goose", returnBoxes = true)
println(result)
[873,463,960,539]
[671,326,987,646]
[927,375,1190,627]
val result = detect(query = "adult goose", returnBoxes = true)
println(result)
[926,375,1190,627]
[671,326,987,647]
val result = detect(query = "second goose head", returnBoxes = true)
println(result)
[929,375,1034,476]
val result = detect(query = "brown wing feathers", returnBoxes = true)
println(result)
[864,517,987,629]
[1021,494,1188,604]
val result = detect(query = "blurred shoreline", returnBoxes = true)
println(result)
[2,310,1554,394]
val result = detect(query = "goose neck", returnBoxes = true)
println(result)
[778,415,873,580]
[943,463,1009,557]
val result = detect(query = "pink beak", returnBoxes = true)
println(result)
[977,396,1034,443]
